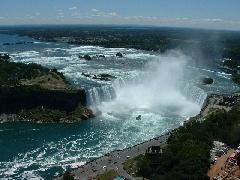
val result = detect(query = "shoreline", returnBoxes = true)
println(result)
[55,132,171,180]
[55,96,209,179]
[56,92,240,179]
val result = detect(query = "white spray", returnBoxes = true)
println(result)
[97,50,203,117]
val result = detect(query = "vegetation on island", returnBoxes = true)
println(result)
[0,57,93,123]
[202,77,214,85]
[125,102,240,179]
[0,58,48,86]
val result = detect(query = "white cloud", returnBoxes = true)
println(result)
[116,15,227,27]
[108,12,117,16]
[2,8,240,30]
[69,6,77,11]
[56,11,64,19]
[72,9,239,30]
[89,9,118,18]
[71,12,81,18]
[91,8,99,12]
[199,18,223,22]
[56,15,64,19]
[57,12,64,16]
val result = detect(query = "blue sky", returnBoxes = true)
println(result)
[0,0,240,30]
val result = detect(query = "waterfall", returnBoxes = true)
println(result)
[85,51,208,109]
[86,75,207,108]
[182,83,207,106]
[86,85,116,106]
[86,76,136,106]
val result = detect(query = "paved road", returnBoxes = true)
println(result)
[56,133,170,180]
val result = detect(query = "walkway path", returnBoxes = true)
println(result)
[56,133,170,180]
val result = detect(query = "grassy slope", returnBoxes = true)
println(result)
[0,59,93,122]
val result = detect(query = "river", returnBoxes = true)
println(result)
[0,33,239,179]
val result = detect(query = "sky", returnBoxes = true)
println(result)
[0,0,240,30]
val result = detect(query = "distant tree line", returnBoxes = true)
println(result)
[3,26,240,62]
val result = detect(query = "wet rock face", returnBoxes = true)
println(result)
[79,54,107,61]
[0,53,10,60]
[79,106,95,120]
[0,86,87,114]
[2,42,33,46]
[79,54,92,61]
[84,55,92,60]
[116,52,123,58]
[98,55,106,58]
[82,72,116,81]
[0,86,94,123]
[202,77,214,85]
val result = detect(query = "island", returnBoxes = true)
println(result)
[0,54,94,123]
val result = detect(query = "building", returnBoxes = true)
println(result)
[146,146,163,154]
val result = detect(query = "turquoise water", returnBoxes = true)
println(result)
[0,115,183,179]
[0,34,239,179]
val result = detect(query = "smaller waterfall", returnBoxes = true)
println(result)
[86,85,116,106]
[182,83,207,106]
[86,76,135,106]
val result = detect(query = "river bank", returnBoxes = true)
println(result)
[55,132,171,180]
[56,92,240,180]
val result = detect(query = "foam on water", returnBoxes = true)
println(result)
[12,51,40,58]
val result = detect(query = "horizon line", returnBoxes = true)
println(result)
[0,23,239,32]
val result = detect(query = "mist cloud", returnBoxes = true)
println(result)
[98,50,202,117]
